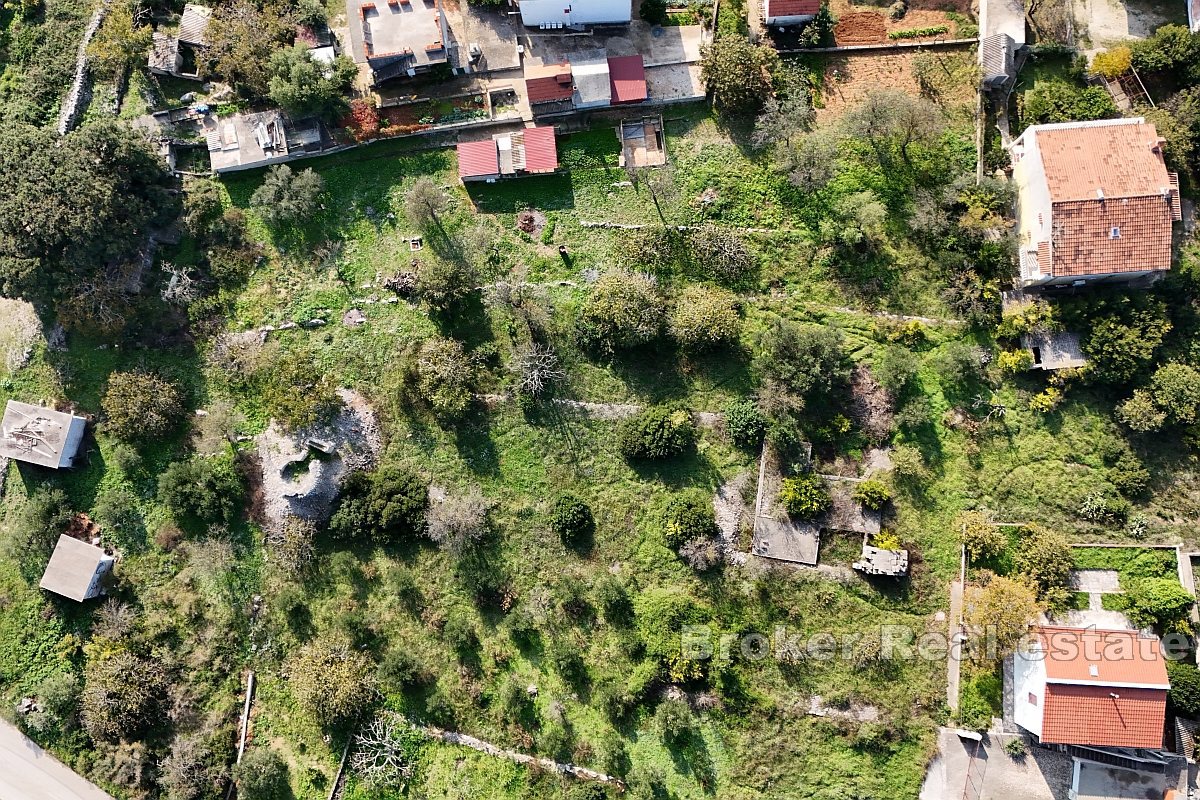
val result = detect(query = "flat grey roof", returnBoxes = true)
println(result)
[39,535,110,602]
[0,400,86,469]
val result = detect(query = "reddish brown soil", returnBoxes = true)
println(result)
[834,11,888,45]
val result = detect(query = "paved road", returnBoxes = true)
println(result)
[0,719,114,800]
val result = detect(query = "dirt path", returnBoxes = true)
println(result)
[477,395,725,427]
[420,724,624,787]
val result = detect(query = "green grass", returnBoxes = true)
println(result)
[1072,547,1178,583]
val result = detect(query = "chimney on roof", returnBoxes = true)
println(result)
[1089,664,1099,677]
[1096,188,1104,201]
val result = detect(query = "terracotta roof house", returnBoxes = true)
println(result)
[1008,118,1181,289]
[40,535,115,602]
[0,401,87,470]
[457,127,558,182]
[763,0,819,26]
[1013,626,1170,750]
[608,55,647,105]
[525,62,575,105]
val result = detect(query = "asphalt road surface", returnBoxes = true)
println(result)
[0,719,114,800]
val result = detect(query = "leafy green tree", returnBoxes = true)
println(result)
[1130,24,1200,77]
[158,457,244,527]
[1021,81,1119,126]
[754,318,849,402]
[204,0,294,96]
[268,43,357,119]
[233,747,290,800]
[250,164,325,227]
[1082,302,1171,384]
[404,176,449,233]
[661,492,717,548]
[576,271,664,354]
[668,285,741,352]
[617,406,696,460]
[964,576,1040,657]
[87,0,152,80]
[751,93,814,150]
[778,473,831,519]
[1012,524,1073,602]
[872,345,919,394]
[1116,389,1167,432]
[699,37,779,115]
[329,466,428,544]
[102,371,184,442]
[837,90,946,177]
[1150,363,1200,424]
[0,120,175,324]
[80,652,168,742]
[287,633,377,726]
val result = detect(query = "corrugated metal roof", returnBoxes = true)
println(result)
[608,55,647,105]
[526,73,574,104]
[457,139,499,179]
[522,126,558,173]
[178,3,212,46]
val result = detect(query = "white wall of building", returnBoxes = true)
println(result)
[1012,647,1046,738]
[518,0,630,27]
[1010,128,1052,286]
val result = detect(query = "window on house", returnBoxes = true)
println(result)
[1110,226,1121,239]
[1028,692,1037,707]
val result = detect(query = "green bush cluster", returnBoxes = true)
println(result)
[550,494,594,546]
[157,456,244,528]
[888,25,948,40]
[662,493,717,548]
[724,397,766,449]
[778,473,831,519]
[852,480,891,511]
[617,406,696,460]
[1110,577,1195,632]
[329,466,428,544]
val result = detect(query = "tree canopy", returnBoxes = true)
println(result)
[268,43,357,119]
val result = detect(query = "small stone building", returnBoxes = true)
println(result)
[0,400,87,469]
[40,535,115,602]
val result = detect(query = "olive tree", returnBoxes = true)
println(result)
[287,633,377,727]
[250,165,325,227]
[575,271,664,354]
[102,371,184,442]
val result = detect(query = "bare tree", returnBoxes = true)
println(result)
[632,165,676,225]
[161,262,202,305]
[689,226,754,286]
[352,712,419,786]
[405,177,449,235]
[510,343,565,398]
[425,487,492,557]
[92,599,137,641]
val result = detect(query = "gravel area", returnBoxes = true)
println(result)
[255,388,381,531]
[714,472,750,565]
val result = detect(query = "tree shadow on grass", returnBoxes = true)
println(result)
[452,406,500,477]
[464,173,578,214]
[629,447,725,492]
[432,292,495,353]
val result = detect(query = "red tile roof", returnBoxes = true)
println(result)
[526,65,574,104]
[521,126,558,173]
[765,0,821,17]
[1040,684,1166,748]
[457,140,499,179]
[1037,121,1172,203]
[607,55,647,105]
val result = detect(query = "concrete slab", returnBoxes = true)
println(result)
[1069,569,1120,593]
[644,63,705,103]
[521,22,703,67]
[1055,607,1135,630]
[459,5,522,71]
[0,719,115,800]
[920,727,1073,800]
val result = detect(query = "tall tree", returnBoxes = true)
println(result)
[699,37,779,115]
[204,0,294,97]
[268,43,357,119]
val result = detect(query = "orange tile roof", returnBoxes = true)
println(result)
[766,0,821,15]
[1037,121,1173,203]
[1040,684,1166,748]
[1050,196,1174,277]
[525,63,574,104]
[1035,627,1169,687]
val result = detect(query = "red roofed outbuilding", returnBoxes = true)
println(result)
[457,127,559,183]
[763,0,820,26]
[1013,626,1169,750]
[525,62,574,105]
[607,55,647,105]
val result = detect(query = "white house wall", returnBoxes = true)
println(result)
[1012,648,1046,738]
[1010,129,1052,285]
[518,0,631,26]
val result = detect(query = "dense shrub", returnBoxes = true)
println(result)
[959,511,1004,562]
[329,466,428,544]
[1130,24,1200,77]
[576,271,664,354]
[81,652,167,742]
[1021,81,1118,126]
[411,337,477,421]
[157,457,244,527]
[1090,46,1131,78]
[1168,661,1200,717]
[724,397,766,449]
[233,748,290,800]
[778,473,831,519]
[102,371,184,441]
[287,633,377,727]
[1081,299,1171,384]
[852,479,891,510]
[250,165,324,227]
[1118,363,1200,432]
[550,494,594,546]
[3,487,74,577]
[668,285,741,352]
[261,348,339,431]
[1118,577,1194,632]
[1012,524,1073,603]
[662,493,717,548]
[699,37,779,115]
[617,406,696,460]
